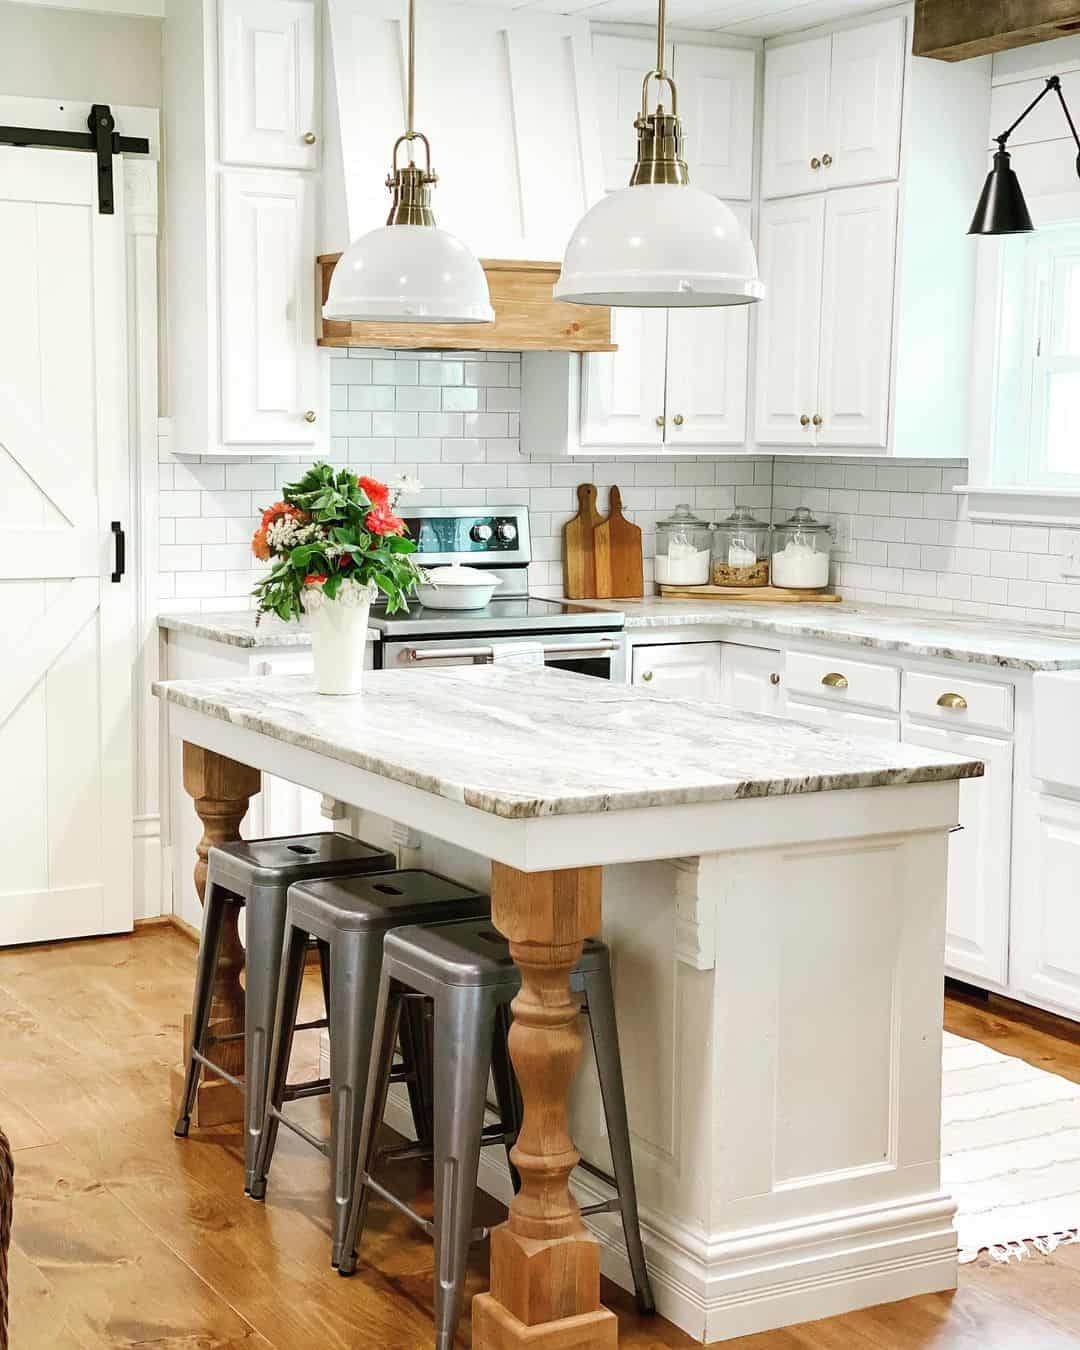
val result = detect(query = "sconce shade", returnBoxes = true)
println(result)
[968,147,1034,236]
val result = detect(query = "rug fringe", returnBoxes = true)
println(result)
[960,1231,1080,1264]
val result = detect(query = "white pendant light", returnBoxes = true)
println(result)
[555,0,764,310]
[322,0,493,325]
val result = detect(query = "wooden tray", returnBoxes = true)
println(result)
[658,584,842,603]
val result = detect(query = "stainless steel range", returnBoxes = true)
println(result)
[369,505,626,680]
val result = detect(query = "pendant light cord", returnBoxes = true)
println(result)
[656,0,667,76]
[407,0,416,141]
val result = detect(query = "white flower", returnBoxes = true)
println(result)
[390,473,423,505]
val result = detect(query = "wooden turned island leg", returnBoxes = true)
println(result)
[170,743,260,1128]
[473,863,618,1350]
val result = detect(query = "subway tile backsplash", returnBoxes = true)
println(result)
[158,349,1080,628]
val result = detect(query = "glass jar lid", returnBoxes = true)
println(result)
[717,506,769,531]
[657,503,711,531]
[777,507,831,536]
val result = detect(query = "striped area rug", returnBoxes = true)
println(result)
[943,1031,1080,1262]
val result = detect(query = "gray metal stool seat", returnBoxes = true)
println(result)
[340,918,655,1350]
[250,870,491,1268]
[173,831,395,1197]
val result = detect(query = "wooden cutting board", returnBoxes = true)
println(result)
[658,584,842,603]
[594,485,643,599]
[563,483,603,599]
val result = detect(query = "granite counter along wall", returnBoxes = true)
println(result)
[157,349,1080,626]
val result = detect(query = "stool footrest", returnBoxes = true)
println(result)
[293,1017,328,1033]
[577,1158,618,1191]
[191,1048,243,1091]
[580,1198,623,1218]
[268,1105,330,1157]
[282,1076,330,1101]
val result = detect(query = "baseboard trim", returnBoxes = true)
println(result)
[381,1087,956,1344]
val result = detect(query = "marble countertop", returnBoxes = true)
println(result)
[158,611,379,648]
[154,666,981,820]
[574,597,1080,672]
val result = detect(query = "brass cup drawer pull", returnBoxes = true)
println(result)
[821,672,848,690]
[936,692,968,710]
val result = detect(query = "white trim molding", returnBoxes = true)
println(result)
[955,483,1080,525]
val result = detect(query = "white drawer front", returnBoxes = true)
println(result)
[902,670,1013,735]
[785,650,900,713]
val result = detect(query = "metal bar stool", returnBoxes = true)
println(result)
[339,918,655,1350]
[250,870,491,1268]
[173,831,395,1196]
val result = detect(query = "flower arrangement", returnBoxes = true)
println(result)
[251,463,425,622]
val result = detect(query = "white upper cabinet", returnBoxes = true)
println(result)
[327,0,604,261]
[817,182,898,448]
[754,195,825,446]
[665,299,749,447]
[219,0,319,170]
[594,33,669,194]
[220,170,319,445]
[581,308,667,448]
[761,36,830,199]
[826,17,905,191]
[761,17,904,199]
[674,43,756,201]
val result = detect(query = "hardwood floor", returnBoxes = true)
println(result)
[3,926,1080,1348]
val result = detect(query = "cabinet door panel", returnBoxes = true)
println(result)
[826,16,905,190]
[632,642,724,701]
[674,43,756,201]
[666,201,750,446]
[581,307,667,448]
[717,644,783,716]
[817,182,897,448]
[754,195,825,446]
[220,170,319,446]
[220,0,318,170]
[593,32,667,195]
[1012,794,1080,1017]
[903,724,1012,987]
[761,36,830,199]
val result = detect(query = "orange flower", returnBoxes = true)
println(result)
[358,476,389,508]
[366,505,406,536]
[252,527,270,561]
[304,573,328,585]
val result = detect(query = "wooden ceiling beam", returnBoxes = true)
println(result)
[914,0,1080,62]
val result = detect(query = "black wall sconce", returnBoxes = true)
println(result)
[970,76,1080,236]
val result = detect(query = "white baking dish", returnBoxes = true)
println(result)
[414,564,501,610]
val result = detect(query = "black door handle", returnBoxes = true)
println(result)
[111,521,125,583]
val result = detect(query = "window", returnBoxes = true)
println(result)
[991,220,1080,487]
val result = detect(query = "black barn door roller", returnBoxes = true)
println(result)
[0,104,150,214]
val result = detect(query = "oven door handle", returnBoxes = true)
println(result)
[399,638,621,664]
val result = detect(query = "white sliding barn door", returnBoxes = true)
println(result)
[0,147,134,945]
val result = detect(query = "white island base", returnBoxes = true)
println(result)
[360,804,956,1343]
[157,668,975,1347]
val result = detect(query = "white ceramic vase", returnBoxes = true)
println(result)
[303,582,375,695]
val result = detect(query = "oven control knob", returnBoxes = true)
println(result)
[497,522,518,542]
[470,523,494,542]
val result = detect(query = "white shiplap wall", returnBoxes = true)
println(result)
[157,349,1080,627]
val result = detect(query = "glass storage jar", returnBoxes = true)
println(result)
[711,507,771,587]
[771,508,833,590]
[654,504,713,586]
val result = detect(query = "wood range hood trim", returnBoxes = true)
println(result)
[316,255,615,353]
[914,0,1080,62]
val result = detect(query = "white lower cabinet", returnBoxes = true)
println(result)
[785,699,898,740]
[717,642,784,715]
[1011,793,1080,1017]
[902,723,1013,988]
[632,641,725,700]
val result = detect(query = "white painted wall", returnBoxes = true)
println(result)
[0,0,162,105]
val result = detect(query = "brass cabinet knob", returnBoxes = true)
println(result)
[800,414,811,427]
[810,157,821,169]
[822,153,833,167]
[812,414,823,426]
[937,692,968,710]
[770,672,781,686]
[822,672,848,689]
[303,131,318,145]
[642,670,654,683]
[304,410,317,423]
[673,414,684,426]
[655,415,665,427]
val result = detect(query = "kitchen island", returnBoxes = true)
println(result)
[155,665,982,1347]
